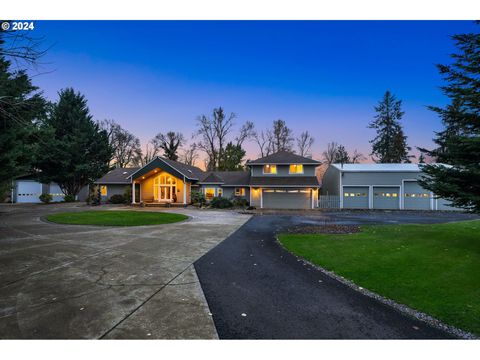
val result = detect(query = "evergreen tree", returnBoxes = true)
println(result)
[218,142,246,171]
[418,153,426,164]
[369,91,412,163]
[419,28,480,212]
[36,88,113,197]
[0,37,47,183]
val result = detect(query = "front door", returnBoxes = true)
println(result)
[154,174,177,202]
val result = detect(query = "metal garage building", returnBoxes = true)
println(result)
[321,163,459,211]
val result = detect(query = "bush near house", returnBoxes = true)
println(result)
[124,186,132,204]
[210,196,233,209]
[108,194,126,204]
[39,193,53,204]
[232,197,249,207]
[63,194,75,202]
[191,190,206,206]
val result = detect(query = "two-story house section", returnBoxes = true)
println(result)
[246,151,321,209]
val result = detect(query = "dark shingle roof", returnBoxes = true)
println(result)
[160,157,205,179]
[250,176,320,187]
[95,167,139,184]
[199,171,251,186]
[246,150,321,165]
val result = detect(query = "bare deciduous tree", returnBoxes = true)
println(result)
[296,131,314,156]
[253,130,271,157]
[140,143,157,166]
[235,121,255,147]
[195,107,237,170]
[269,119,294,153]
[151,131,185,161]
[100,119,142,168]
[322,142,339,165]
[181,143,198,166]
[351,149,366,164]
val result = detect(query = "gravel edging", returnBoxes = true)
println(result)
[275,235,478,340]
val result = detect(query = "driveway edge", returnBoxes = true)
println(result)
[275,235,478,340]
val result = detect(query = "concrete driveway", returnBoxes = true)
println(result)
[0,203,250,339]
[195,211,478,339]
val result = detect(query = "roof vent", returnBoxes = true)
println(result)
[187,170,192,173]
[123,171,128,174]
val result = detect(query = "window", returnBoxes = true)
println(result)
[289,164,304,174]
[205,188,215,200]
[235,187,246,196]
[218,188,223,197]
[263,164,277,174]
[100,185,107,196]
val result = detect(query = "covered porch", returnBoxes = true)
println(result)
[129,157,197,206]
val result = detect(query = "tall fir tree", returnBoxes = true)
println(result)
[419,28,480,212]
[0,37,47,184]
[36,88,113,197]
[369,91,412,163]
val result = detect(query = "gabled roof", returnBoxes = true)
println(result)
[199,172,224,184]
[128,156,205,181]
[246,150,321,165]
[95,167,139,184]
[250,176,320,187]
[331,163,429,172]
[200,171,251,186]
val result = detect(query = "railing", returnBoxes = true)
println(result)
[318,195,340,209]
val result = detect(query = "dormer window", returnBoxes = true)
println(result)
[263,164,277,174]
[289,164,304,174]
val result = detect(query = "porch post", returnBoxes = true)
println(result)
[183,176,187,204]
[132,181,136,204]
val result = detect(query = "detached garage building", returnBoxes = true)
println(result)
[321,163,458,211]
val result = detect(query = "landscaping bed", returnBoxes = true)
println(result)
[46,210,188,226]
[278,220,480,336]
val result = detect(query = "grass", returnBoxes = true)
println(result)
[47,210,188,226]
[278,220,480,336]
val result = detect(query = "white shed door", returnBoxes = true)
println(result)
[49,183,65,202]
[16,181,42,203]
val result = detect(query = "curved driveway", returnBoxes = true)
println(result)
[195,211,478,339]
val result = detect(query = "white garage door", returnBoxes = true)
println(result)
[262,189,311,209]
[49,183,65,202]
[16,181,42,203]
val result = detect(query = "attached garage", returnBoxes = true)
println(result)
[262,189,311,209]
[15,180,43,203]
[403,181,431,210]
[342,186,369,209]
[373,186,400,209]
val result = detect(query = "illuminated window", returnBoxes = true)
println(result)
[100,186,107,196]
[263,164,277,174]
[205,188,215,200]
[392,193,398,197]
[344,193,349,197]
[235,188,246,196]
[289,164,304,174]
[218,188,223,197]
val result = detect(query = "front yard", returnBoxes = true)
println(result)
[47,210,188,226]
[278,220,480,336]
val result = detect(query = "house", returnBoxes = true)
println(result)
[94,151,322,209]
[9,175,89,203]
[321,163,458,210]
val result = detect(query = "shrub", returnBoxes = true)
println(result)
[39,193,53,204]
[63,194,76,202]
[87,193,100,206]
[246,206,256,210]
[232,197,249,207]
[109,194,125,204]
[210,196,233,209]
[191,190,206,206]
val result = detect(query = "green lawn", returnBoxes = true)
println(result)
[278,220,480,335]
[47,210,188,226]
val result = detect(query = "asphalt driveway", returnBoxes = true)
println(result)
[195,210,478,339]
[0,203,250,339]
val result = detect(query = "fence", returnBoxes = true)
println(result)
[318,195,340,209]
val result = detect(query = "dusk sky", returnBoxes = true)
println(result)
[30,20,478,164]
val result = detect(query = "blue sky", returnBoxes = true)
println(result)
[30,20,478,162]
